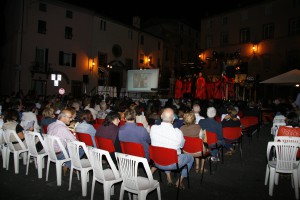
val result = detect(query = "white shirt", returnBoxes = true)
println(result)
[150,122,185,155]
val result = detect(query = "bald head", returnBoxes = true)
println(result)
[161,108,174,123]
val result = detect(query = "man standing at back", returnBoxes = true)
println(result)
[150,108,194,189]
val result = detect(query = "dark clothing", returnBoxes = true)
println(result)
[199,118,223,140]
[243,107,260,117]
[221,118,241,128]
[118,122,151,161]
[41,117,56,126]
[95,123,121,152]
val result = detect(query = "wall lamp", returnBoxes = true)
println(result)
[252,43,258,55]
[89,59,95,72]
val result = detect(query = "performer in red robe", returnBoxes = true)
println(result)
[195,72,207,100]
[182,78,187,97]
[174,76,183,99]
[186,77,192,98]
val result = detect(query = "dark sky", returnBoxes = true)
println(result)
[62,0,262,28]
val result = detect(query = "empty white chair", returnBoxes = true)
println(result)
[3,129,28,174]
[24,131,47,178]
[0,128,7,168]
[44,135,72,186]
[115,152,161,200]
[89,147,122,200]
[265,141,300,199]
[66,140,92,197]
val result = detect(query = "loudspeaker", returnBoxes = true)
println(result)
[83,75,89,83]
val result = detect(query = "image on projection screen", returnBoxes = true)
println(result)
[127,69,159,92]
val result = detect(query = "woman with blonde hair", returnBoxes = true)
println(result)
[180,111,207,173]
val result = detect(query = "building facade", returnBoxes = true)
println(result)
[0,0,163,97]
[200,0,300,81]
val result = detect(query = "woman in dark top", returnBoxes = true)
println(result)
[95,111,121,152]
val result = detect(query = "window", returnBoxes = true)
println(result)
[220,32,229,46]
[140,35,144,45]
[59,51,76,67]
[289,17,300,35]
[33,48,48,72]
[65,26,73,39]
[240,28,250,43]
[125,58,133,69]
[139,54,144,64]
[98,52,107,67]
[39,3,47,12]
[100,20,106,31]
[38,20,47,34]
[66,10,73,19]
[263,23,274,39]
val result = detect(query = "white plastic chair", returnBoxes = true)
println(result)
[66,140,92,197]
[115,152,161,200]
[89,147,123,200]
[264,141,300,199]
[24,131,48,178]
[3,129,28,174]
[44,135,73,186]
[273,136,300,188]
[0,128,8,168]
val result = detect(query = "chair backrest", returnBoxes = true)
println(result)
[240,116,259,128]
[3,129,27,152]
[274,136,300,143]
[136,122,144,127]
[119,120,126,127]
[42,125,48,134]
[66,140,90,169]
[89,147,121,181]
[206,131,218,146]
[183,136,203,154]
[149,145,178,166]
[277,126,300,137]
[93,123,101,130]
[95,136,115,153]
[76,132,94,146]
[222,127,242,140]
[24,131,46,156]
[44,135,69,162]
[267,141,300,172]
[115,152,154,191]
[120,141,146,158]
[96,118,105,125]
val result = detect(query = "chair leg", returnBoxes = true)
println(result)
[264,165,269,185]
[68,167,74,191]
[119,183,125,200]
[37,156,43,179]
[157,185,161,200]
[91,177,96,200]
[56,163,62,186]
[26,154,30,175]
[293,171,299,199]
[14,152,20,174]
[80,170,88,196]
[2,146,7,168]
[269,168,275,196]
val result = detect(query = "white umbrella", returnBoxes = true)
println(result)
[260,69,300,85]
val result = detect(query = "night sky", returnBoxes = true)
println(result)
[61,0,263,28]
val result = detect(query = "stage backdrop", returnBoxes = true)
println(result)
[127,69,159,92]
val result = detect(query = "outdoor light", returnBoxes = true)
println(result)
[89,59,95,72]
[252,43,258,55]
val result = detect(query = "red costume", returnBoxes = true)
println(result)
[195,74,207,100]
[174,78,183,99]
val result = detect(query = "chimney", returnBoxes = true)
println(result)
[132,16,140,29]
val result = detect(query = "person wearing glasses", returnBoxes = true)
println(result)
[47,109,84,174]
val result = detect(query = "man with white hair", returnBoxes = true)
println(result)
[198,107,224,161]
[150,108,194,189]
